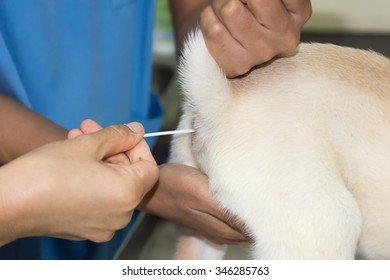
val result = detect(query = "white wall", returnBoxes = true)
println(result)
[304,0,390,33]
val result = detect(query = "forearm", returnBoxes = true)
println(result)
[0,93,67,164]
[169,0,209,54]
[0,161,35,246]
[0,167,12,246]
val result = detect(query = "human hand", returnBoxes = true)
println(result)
[200,0,312,77]
[139,163,251,245]
[0,121,158,245]
[71,120,250,244]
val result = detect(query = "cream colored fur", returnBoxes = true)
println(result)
[169,30,390,259]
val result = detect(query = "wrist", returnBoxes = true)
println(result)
[0,164,21,246]
[0,160,49,246]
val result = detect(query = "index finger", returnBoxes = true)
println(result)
[282,0,312,22]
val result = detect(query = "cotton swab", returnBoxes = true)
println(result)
[143,129,195,138]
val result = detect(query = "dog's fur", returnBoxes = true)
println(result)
[169,30,390,259]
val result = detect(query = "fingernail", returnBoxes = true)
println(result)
[126,122,144,134]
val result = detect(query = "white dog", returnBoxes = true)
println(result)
[169,30,390,259]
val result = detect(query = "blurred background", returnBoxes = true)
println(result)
[118,0,390,260]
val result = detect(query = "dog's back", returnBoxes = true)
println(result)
[170,30,390,259]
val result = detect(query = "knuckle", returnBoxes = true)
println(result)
[220,0,243,21]
[115,186,140,209]
[114,216,133,231]
[291,1,312,26]
[250,43,276,65]
[109,125,130,138]
[259,53,274,65]
[282,30,300,51]
[272,25,301,54]
[302,2,313,23]
[103,232,115,242]
[200,18,225,39]
[227,62,251,78]
[235,63,252,77]
[91,231,115,243]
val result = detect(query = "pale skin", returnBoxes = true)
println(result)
[0,0,311,246]
[0,122,158,246]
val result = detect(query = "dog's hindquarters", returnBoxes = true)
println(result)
[170,30,366,259]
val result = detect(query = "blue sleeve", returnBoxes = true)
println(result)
[0,0,161,259]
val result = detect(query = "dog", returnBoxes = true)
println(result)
[169,30,390,259]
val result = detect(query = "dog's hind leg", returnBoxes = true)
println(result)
[248,168,362,259]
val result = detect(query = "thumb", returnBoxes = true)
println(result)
[80,123,145,160]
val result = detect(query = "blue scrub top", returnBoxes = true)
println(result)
[0,0,162,259]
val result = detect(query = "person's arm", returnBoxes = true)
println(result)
[0,93,67,164]
[170,0,312,77]
[169,0,209,55]
[0,121,158,246]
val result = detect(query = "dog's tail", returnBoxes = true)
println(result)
[178,29,232,120]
